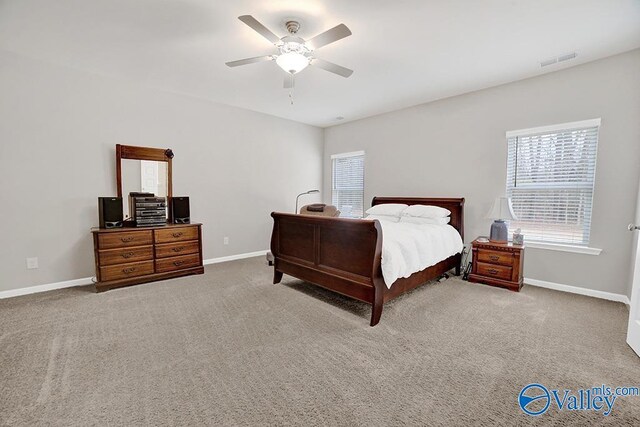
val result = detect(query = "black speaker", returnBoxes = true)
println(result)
[171,197,190,224]
[98,197,123,229]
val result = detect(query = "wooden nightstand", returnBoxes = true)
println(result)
[468,237,524,291]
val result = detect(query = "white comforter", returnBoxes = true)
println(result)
[376,220,463,288]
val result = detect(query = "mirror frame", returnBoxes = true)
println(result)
[116,144,173,221]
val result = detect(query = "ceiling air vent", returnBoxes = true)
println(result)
[558,52,577,62]
[540,52,577,67]
[540,57,557,67]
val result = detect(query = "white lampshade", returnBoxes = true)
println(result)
[276,52,309,74]
[486,197,517,220]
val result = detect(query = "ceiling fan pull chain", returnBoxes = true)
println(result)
[289,74,295,105]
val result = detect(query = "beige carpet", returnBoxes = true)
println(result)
[1,257,639,426]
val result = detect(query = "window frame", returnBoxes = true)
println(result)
[331,150,365,218]
[505,118,601,251]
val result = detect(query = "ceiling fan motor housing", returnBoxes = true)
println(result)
[280,36,310,53]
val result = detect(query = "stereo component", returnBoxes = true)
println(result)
[129,194,167,227]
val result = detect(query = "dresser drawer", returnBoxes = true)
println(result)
[155,254,201,273]
[477,262,512,281]
[98,230,153,249]
[155,241,200,259]
[99,261,155,281]
[154,227,199,244]
[477,249,514,266]
[99,246,153,266]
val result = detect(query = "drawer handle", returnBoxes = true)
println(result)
[122,267,136,274]
[172,247,184,252]
[172,232,183,238]
[488,268,499,275]
[173,260,184,266]
[121,252,135,259]
[489,255,500,261]
[120,237,135,242]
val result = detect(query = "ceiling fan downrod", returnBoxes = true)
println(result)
[285,21,300,34]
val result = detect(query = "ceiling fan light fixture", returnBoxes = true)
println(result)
[276,52,310,74]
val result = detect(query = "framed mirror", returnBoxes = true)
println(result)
[116,144,173,221]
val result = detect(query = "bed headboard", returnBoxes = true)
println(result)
[371,197,465,241]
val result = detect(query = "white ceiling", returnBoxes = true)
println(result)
[1,0,639,127]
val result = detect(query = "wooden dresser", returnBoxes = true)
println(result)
[468,237,524,291]
[92,223,204,292]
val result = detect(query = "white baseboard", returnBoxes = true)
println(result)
[0,250,270,300]
[525,277,631,305]
[202,249,269,265]
[0,276,94,300]
[4,256,629,308]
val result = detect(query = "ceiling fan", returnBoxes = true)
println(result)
[225,15,353,89]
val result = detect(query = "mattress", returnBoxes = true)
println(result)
[376,219,464,288]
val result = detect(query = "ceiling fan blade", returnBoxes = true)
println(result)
[307,24,352,50]
[283,75,294,89]
[225,55,273,67]
[238,15,280,44]
[311,58,353,78]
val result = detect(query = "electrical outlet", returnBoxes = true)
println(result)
[26,257,38,269]
[223,237,229,245]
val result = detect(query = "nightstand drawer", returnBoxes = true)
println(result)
[477,249,514,266]
[477,262,512,280]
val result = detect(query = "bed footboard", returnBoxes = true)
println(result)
[270,213,386,326]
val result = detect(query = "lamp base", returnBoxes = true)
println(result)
[489,220,508,243]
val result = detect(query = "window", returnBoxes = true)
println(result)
[506,119,600,246]
[331,151,365,218]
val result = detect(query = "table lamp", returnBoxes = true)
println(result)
[486,197,517,243]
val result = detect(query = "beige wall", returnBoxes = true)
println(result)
[2,48,638,297]
[0,51,323,293]
[324,49,640,297]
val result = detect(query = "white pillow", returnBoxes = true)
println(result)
[365,204,408,217]
[366,214,400,223]
[400,216,450,225]
[402,204,451,218]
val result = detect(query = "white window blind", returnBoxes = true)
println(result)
[506,119,600,246]
[332,151,365,218]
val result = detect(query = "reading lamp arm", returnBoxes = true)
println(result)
[295,190,320,213]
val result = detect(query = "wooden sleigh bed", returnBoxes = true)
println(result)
[270,197,465,326]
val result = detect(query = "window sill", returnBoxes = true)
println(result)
[525,241,602,255]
